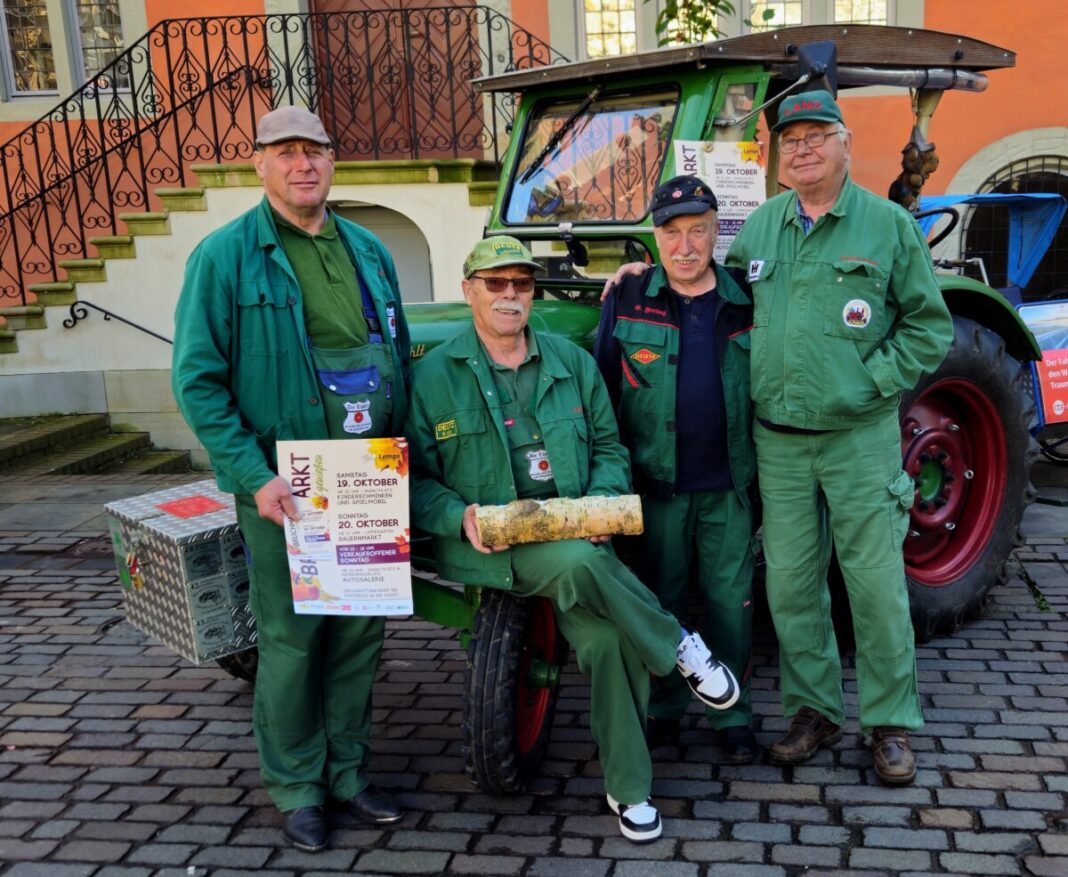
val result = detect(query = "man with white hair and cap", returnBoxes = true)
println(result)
[173,105,410,850]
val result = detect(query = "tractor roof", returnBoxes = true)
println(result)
[472,24,1014,94]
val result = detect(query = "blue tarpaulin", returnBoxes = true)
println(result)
[917,193,1067,290]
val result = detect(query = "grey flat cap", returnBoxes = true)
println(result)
[255,106,331,146]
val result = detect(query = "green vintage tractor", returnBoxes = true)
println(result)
[227,24,1042,794]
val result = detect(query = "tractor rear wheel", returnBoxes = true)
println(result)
[899,316,1037,640]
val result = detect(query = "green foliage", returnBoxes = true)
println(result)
[650,0,736,43]
[648,1,779,46]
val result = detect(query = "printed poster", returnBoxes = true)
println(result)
[277,438,412,615]
[1018,301,1068,425]
[673,140,766,261]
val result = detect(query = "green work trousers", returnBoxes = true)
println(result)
[637,491,754,729]
[510,539,681,805]
[753,415,923,733]
[236,494,384,811]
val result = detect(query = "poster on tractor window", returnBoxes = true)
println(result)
[672,140,766,262]
[1018,302,1068,425]
[277,438,412,616]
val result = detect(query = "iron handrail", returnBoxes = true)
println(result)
[63,300,173,344]
[0,8,567,306]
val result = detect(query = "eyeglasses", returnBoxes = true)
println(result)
[469,274,536,293]
[779,127,843,154]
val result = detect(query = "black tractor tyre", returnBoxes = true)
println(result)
[462,590,568,794]
[899,315,1038,641]
[216,648,258,682]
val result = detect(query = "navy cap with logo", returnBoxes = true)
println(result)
[651,175,719,227]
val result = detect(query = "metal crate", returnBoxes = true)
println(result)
[105,480,256,663]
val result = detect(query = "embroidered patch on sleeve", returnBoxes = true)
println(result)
[435,419,458,441]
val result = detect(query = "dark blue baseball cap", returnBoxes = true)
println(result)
[651,175,719,226]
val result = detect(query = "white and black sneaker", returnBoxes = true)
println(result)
[607,794,662,843]
[676,631,739,711]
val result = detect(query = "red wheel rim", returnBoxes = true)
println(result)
[900,378,1007,587]
[515,598,556,754]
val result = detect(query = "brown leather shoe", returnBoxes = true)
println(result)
[768,707,842,765]
[871,727,916,785]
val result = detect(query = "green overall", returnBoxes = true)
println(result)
[174,201,409,812]
[407,327,683,804]
[726,178,952,732]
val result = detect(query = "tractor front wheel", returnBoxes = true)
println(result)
[462,591,568,793]
[899,315,1037,640]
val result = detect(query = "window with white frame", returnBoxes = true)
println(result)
[748,1,805,32]
[584,0,638,58]
[70,0,126,85]
[0,0,58,94]
[834,0,889,24]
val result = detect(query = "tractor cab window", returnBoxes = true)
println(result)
[505,88,678,225]
[713,82,758,141]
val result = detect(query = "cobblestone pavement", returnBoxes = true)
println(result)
[0,474,1066,876]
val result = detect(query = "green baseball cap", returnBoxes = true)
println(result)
[772,89,844,132]
[463,236,542,277]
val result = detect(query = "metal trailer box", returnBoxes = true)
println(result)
[104,480,256,663]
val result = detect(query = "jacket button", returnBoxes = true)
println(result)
[287,296,297,305]
[309,397,319,406]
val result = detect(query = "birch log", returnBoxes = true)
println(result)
[474,495,643,546]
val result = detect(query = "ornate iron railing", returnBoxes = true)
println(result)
[0,8,567,306]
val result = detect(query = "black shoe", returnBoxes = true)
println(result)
[283,805,328,852]
[645,716,681,749]
[718,726,760,765]
[341,785,403,824]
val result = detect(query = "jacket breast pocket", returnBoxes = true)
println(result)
[236,281,291,356]
[823,260,888,341]
[748,259,777,328]
[613,318,671,387]
[319,365,380,396]
[436,408,491,490]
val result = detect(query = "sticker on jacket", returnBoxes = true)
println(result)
[747,260,765,282]
[526,449,554,482]
[435,419,457,440]
[842,299,872,329]
[386,304,397,339]
[343,400,372,434]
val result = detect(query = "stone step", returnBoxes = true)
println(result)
[98,449,192,476]
[57,258,106,284]
[27,281,76,306]
[0,414,110,470]
[0,305,46,330]
[120,211,171,235]
[17,432,153,476]
[0,328,16,354]
[154,188,207,212]
[88,235,136,259]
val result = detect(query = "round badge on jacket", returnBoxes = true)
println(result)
[842,299,872,329]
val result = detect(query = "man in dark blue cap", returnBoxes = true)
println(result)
[595,175,759,762]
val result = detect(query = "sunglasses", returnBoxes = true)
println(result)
[469,274,536,294]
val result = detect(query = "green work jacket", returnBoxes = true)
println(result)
[726,177,952,430]
[406,323,632,589]
[594,261,755,506]
[172,197,411,495]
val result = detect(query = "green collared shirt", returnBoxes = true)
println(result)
[272,208,369,349]
[485,331,557,500]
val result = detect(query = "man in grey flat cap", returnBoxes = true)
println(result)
[173,105,410,851]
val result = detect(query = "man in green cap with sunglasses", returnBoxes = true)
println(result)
[725,90,953,784]
[406,235,741,843]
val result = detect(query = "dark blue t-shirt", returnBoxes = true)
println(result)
[674,289,732,492]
